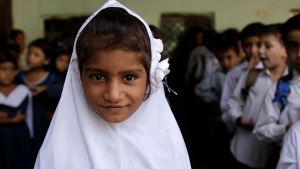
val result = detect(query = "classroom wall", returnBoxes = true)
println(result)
[12,0,300,43]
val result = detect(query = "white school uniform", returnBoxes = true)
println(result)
[185,45,220,83]
[34,1,191,169]
[228,67,288,168]
[254,70,300,143]
[220,61,248,114]
[276,121,300,169]
[0,84,33,137]
[220,61,263,132]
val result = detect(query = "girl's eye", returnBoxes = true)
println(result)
[90,74,104,81]
[123,74,136,81]
[264,43,273,49]
[287,42,298,50]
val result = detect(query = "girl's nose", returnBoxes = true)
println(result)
[104,81,123,103]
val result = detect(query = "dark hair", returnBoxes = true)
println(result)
[240,22,265,43]
[50,48,71,71]
[9,29,24,40]
[280,14,300,43]
[215,28,241,55]
[6,43,21,57]
[149,24,163,40]
[261,24,284,45]
[28,38,53,60]
[76,7,151,86]
[28,38,53,70]
[0,52,18,70]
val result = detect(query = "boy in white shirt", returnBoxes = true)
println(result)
[252,14,300,169]
[228,24,288,169]
[221,23,265,132]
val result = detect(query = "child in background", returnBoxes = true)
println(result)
[34,1,191,169]
[194,28,244,169]
[220,23,265,132]
[52,49,71,80]
[195,28,243,104]
[277,120,300,169]
[9,29,28,71]
[0,52,33,169]
[228,24,288,169]
[253,14,300,169]
[15,38,63,156]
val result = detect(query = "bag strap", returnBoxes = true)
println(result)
[241,69,263,100]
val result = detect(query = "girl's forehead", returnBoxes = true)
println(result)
[29,45,43,52]
[261,34,279,40]
[0,61,15,67]
[85,49,143,66]
[288,30,300,41]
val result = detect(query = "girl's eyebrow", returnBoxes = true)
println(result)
[84,67,144,74]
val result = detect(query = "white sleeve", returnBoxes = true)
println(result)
[254,84,286,143]
[220,74,231,113]
[276,123,300,169]
[220,70,237,113]
[194,73,216,102]
[227,72,248,122]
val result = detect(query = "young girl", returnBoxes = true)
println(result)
[34,1,191,169]
[0,52,33,169]
[16,38,63,155]
[51,49,71,80]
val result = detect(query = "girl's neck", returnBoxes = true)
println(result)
[26,68,49,86]
[269,63,286,82]
[0,83,16,97]
[27,67,47,73]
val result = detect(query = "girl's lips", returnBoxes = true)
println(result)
[102,105,126,108]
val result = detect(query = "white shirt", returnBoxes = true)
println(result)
[220,61,248,114]
[220,61,263,132]
[220,61,248,132]
[254,70,300,143]
[277,121,300,169]
[228,68,288,168]
[194,69,226,102]
[185,45,220,83]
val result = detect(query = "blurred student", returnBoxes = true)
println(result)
[15,38,63,156]
[0,52,33,169]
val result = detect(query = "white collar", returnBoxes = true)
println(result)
[0,85,31,108]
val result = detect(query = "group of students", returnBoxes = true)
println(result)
[166,8,300,169]
[1,0,300,169]
[219,14,300,169]
[0,30,71,168]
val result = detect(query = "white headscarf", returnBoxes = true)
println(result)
[34,1,191,169]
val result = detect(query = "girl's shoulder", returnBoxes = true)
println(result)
[15,84,31,93]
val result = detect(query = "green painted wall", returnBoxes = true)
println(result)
[12,0,300,43]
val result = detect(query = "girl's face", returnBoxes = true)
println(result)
[0,62,16,86]
[286,30,300,73]
[56,54,70,73]
[27,46,49,70]
[259,34,287,70]
[80,49,148,123]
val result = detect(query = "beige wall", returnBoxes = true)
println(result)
[12,0,300,43]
